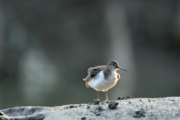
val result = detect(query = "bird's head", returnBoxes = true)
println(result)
[107,60,127,71]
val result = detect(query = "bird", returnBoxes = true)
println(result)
[83,60,127,100]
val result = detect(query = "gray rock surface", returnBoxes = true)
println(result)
[0,97,180,120]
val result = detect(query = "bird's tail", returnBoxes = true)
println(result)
[83,78,89,88]
[83,78,87,81]
[85,81,89,88]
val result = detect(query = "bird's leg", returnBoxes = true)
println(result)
[97,91,100,100]
[105,91,108,100]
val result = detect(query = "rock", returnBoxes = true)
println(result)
[96,113,101,116]
[133,109,146,118]
[97,106,104,111]
[126,96,131,99]
[117,97,122,100]
[81,117,86,120]
[0,112,3,116]
[69,105,75,108]
[93,99,100,105]
[108,102,119,109]
[0,97,180,120]
[117,96,130,100]
[86,105,90,109]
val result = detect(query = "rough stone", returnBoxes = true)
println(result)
[108,102,119,109]
[93,99,100,105]
[0,97,180,120]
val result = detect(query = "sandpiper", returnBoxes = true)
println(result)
[83,60,127,100]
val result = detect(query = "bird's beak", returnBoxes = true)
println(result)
[118,66,127,71]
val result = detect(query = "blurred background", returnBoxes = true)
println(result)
[0,0,180,109]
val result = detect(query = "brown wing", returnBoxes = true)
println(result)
[94,65,106,71]
[87,66,105,78]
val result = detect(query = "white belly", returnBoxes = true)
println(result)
[88,71,119,92]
